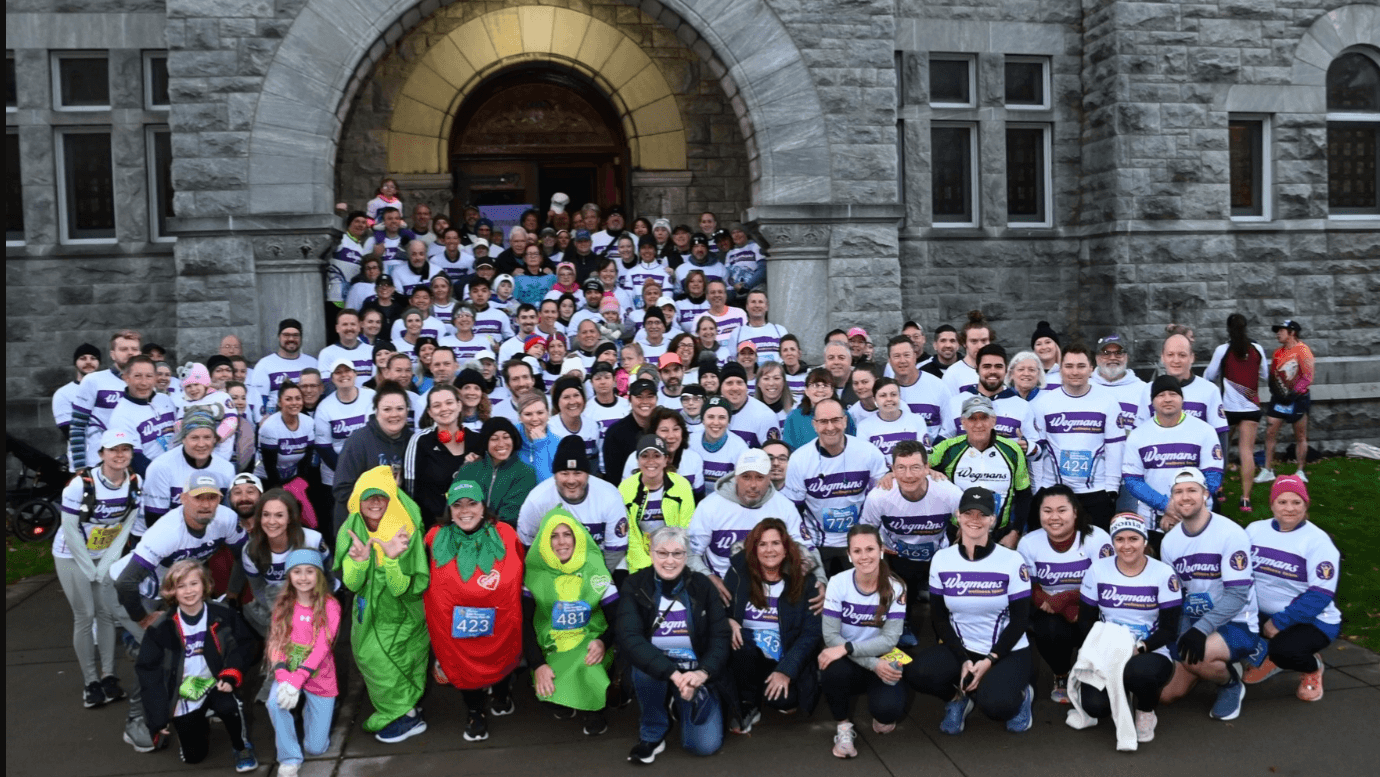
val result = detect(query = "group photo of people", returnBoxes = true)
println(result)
[43,188,1344,773]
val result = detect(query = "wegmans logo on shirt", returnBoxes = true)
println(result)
[1252,546,1306,582]
[1139,443,1201,468]
[804,471,870,499]
[1098,584,1159,610]
[936,571,1009,597]
[1043,411,1106,434]
[1173,553,1223,581]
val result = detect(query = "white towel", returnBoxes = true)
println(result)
[1067,621,1139,751]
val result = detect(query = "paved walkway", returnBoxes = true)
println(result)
[8,573,1378,777]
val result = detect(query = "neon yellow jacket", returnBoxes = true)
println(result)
[620,471,696,573]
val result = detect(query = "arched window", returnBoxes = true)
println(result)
[1327,51,1380,216]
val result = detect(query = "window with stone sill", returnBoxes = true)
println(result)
[931,123,977,226]
[1005,57,1049,111]
[1326,50,1380,217]
[930,55,975,108]
[1006,124,1050,226]
[6,132,22,243]
[147,126,174,241]
[51,52,109,111]
[144,52,169,110]
[56,127,116,243]
[1229,115,1271,220]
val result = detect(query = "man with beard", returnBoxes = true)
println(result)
[70,329,143,470]
[1091,333,1146,436]
[655,353,687,411]
[922,324,961,379]
[55,342,103,463]
[516,437,628,571]
[250,319,319,415]
[940,344,1040,457]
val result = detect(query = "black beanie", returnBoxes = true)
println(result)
[1031,320,1060,349]
[278,318,303,334]
[1150,375,1183,399]
[552,435,591,473]
[720,362,748,384]
[73,343,101,363]
[551,376,584,403]
[206,355,233,374]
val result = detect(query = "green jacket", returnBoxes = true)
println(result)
[455,455,537,527]
[930,434,1030,530]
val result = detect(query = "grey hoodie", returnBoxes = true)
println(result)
[697,472,828,585]
[331,417,410,529]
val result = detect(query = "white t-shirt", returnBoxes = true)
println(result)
[140,447,236,533]
[859,479,962,562]
[895,371,953,443]
[856,410,930,462]
[650,597,696,662]
[428,245,473,282]
[1245,519,1341,625]
[240,527,330,587]
[1122,414,1224,524]
[548,415,601,469]
[742,579,785,635]
[1030,385,1126,493]
[1134,375,1229,435]
[1091,372,1148,436]
[782,438,888,549]
[472,306,514,342]
[1160,514,1259,631]
[104,393,177,463]
[1018,527,1115,596]
[942,360,979,394]
[687,487,812,577]
[313,389,375,485]
[687,430,749,487]
[732,323,789,363]
[823,570,907,645]
[582,396,631,473]
[708,308,748,350]
[53,379,81,431]
[1079,555,1182,655]
[673,297,713,334]
[69,369,128,468]
[516,477,628,550]
[54,469,140,560]
[173,609,213,716]
[940,389,1040,455]
[109,504,246,599]
[727,397,781,448]
[254,412,315,483]
[390,261,442,296]
[928,544,1032,655]
[249,353,318,414]
[318,342,376,379]
[390,315,446,344]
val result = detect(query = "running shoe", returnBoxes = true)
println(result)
[375,709,428,743]
[940,697,974,735]
[100,674,126,703]
[462,711,489,742]
[731,706,761,734]
[1243,657,1282,685]
[277,764,300,777]
[628,738,666,764]
[1050,675,1070,704]
[1006,685,1034,732]
[1209,675,1246,720]
[490,690,515,716]
[872,718,896,734]
[1297,655,1324,702]
[233,743,258,773]
[123,716,157,753]
[1296,471,1308,483]
[84,681,107,709]
[582,711,608,736]
[1135,710,1157,743]
[1238,498,1253,513]
[1253,468,1275,484]
[552,705,578,720]
[832,721,857,758]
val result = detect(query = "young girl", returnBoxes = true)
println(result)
[135,559,258,771]
[265,549,341,777]
[366,178,402,224]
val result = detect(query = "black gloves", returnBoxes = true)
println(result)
[1177,627,1207,665]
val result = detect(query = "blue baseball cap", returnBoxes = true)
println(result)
[574,229,592,241]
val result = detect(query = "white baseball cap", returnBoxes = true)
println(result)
[100,429,135,450]
[230,473,264,492]
[1172,467,1206,487]
[329,358,357,374]
[550,193,570,214]
[735,448,772,476]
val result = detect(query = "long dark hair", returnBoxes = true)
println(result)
[798,367,835,414]
[246,489,306,574]
[646,407,689,471]
[1034,484,1092,539]
[420,383,462,430]
[846,524,901,627]
[745,518,806,607]
[1227,313,1251,360]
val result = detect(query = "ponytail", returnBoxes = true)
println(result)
[847,524,904,627]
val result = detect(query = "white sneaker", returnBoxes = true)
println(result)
[277,765,300,777]
[1296,471,1308,483]
[1253,468,1275,484]
[832,721,858,758]
[1135,710,1157,743]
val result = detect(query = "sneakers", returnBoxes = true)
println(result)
[1238,497,1253,513]
[1006,685,1034,733]
[1209,675,1246,720]
[1297,655,1324,702]
[1243,657,1282,685]
[872,718,896,734]
[898,625,919,648]
[375,708,427,744]
[1296,470,1308,483]
[463,711,489,742]
[628,738,666,764]
[489,690,515,717]
[84,681,107,709]
[101,675,126,703]
[277,764,300,777]
[731,706,761,734]
[123,716,157,753]
[552,705,578,720]
[582,711,608,736]
[1253,468,1276,484]
[1134,710,1157,743]
[831,722,858,758]
[1050,675,1070,704]
[233,744,258,773]
[940,697,975,736]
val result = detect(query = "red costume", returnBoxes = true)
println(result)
[423,521,525,689]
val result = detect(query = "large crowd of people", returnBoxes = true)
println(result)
[44,186,1337,770]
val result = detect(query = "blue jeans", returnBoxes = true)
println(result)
[266,682,334,766]
[630,667,723,756]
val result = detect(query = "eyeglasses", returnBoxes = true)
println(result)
[653,550,687,560]
[815,417,846,426]
[807,381,832,389]
[767,454,790,463]
[1099,349,1126,357]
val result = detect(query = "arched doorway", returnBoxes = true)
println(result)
[449,66,628,218]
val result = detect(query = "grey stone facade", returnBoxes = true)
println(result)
[6,0,1380,460]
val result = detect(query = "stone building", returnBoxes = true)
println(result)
[6,0,1379,455]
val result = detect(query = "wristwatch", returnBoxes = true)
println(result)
[844,641,855,656]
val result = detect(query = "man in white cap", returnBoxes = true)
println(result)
[1157,467,1259,723]
[687,448,828,609]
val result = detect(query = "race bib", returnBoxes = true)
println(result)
[753,628,783,661]
[452,606,496,638]
[821,505,860,534]
[551,600,592,631]
[1184,592,1214,619]
[895,540,934,562]
[1111,619,1151,641]
[85,524,123,552]
[1272,402,1295,415]
[178,675,215,701]
[1058,449,1094,481]
[666,646,699,670]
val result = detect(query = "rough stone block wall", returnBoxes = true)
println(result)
[335,0,751,227]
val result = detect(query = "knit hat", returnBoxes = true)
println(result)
[594,341,618,359]
[206,354,233,374]
[551,376,584,404]
[372,340,396,356]
[278,318,303,334]
[1031,320,1060,348]
[720,362,748,384]
[524,334,547,353]
[1150,375,1183,399]
[73,343,101,363]
[704,395,733,418]
[454,368,486,390]
[177,405,223,442]
[599,294,621,314]
[177,363,209,388]
[1269,474,1310,504]
[284,548,325,573]
[552,435,591,473]
[643,308,666,324]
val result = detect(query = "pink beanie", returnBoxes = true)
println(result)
[181,363,211,388]
[1269,474,1310,504]
[599,294,621,314]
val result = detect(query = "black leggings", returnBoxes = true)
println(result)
[461,674,512,714]
[821,658,906,724]
[171,689,249,764]
[819,546,851,578]
[1267,623,1331,673]
[1078,652,1174,714]
[731,641,798,711]
[905,646,1032,722]
[1074,491,1115,533]
[1029,609,1084,676]
[889,557,930,630]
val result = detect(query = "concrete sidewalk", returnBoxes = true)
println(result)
[8,574,1378,777]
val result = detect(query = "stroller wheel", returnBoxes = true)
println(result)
[11,499,59,542]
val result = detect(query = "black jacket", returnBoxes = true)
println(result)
[601,413,647,486]
[332,416,410,527]
[136,601,255,733]
[723,551,823,714]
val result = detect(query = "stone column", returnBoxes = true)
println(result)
[753,219,833,362]
[631,171,694,226]
[252,235,335,359]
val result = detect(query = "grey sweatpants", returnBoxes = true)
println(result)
[55,556,118,685]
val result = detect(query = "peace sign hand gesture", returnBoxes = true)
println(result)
[346,530,370,562]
